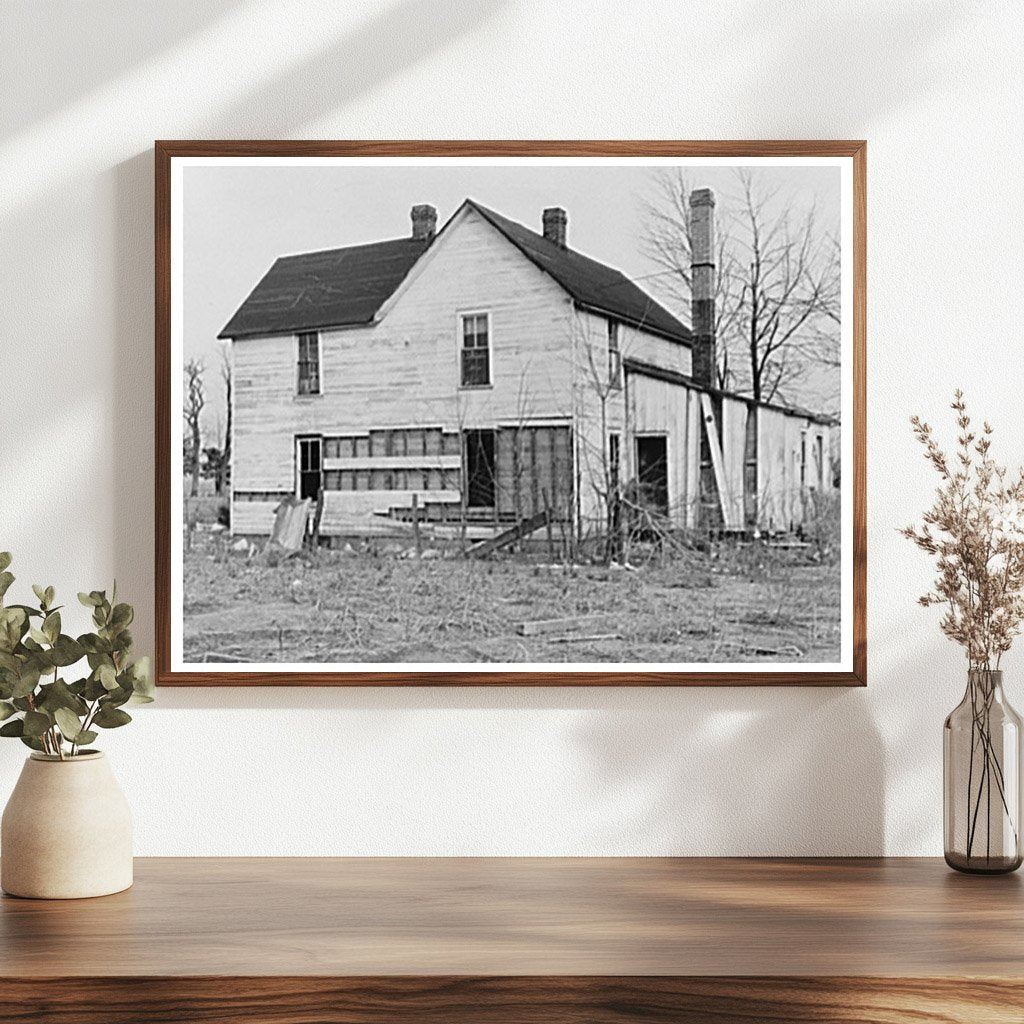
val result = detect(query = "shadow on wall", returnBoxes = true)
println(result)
[0,2,245,138]
[572,687,885,855]
[102,0,510,657]
[146,681,886,856]
[727,0,975,134]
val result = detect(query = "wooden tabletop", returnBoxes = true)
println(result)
[1,856,1021,978]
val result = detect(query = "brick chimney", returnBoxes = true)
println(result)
[689,188,716,388]
[542,207,567,248]
[411,204,437,241]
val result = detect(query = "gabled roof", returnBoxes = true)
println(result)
[218,237,428,339]
[465,201,691,346]
[218,200,692,345]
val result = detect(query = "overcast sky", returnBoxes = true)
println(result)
[182,161,841,439]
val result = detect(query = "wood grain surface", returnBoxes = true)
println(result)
[154,139,867,687]
[1,857,1020,1023]
[3,856,1021,977]
[0,976,1022,1024]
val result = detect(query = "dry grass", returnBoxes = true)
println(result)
[182,536,841,665]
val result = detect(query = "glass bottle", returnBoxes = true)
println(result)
[944,669,1022,873]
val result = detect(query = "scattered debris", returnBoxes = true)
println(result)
[268,497,310,554]
[752,644,805,658]
[468,509,552,559]
[231,539,250,553]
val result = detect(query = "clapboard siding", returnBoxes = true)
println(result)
[232,499,281,537]
[621,319,692,377]
[571,308,624,525]
[626,371,695,527]
[757,408,832,533]
[231,207,575,532]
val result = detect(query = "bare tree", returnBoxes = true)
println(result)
[219,349,232,496]
[641,171,739,391]
[183,358,205,498]
[642,168,840,404]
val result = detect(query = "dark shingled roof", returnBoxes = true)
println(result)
[218,237,429,339]
[466,200,691,346]
[219,200,692,345]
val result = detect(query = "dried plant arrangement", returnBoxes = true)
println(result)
[902,391,1024,667]
[903,390,1024,871]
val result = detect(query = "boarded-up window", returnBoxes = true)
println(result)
[460,312,490,387]
[297,332,320,395]
[407,430,425,457]
[495,426,572,519]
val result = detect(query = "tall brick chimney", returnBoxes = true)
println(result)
[542,207,567,248]
[411,204,437,241]
[689,188,716,388]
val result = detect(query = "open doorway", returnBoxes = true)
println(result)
[464,429,496,508]
[635,435,669,518]
[296,435,323,501]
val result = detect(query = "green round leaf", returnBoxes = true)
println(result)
[23,710,51,738]
[54,707,84,741]
[93,705,132,729]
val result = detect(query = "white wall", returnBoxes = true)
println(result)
[1,0,1022,855]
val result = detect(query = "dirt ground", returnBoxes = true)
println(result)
[182,534,841,665]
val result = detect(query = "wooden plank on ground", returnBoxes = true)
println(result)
[468,508,550,559]
[516,614,613,637]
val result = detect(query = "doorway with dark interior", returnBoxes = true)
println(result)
[464,429,496,509]
[635,435,669,519]
[296,435,323,501]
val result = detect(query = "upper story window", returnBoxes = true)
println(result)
[607,319,622,390]
[460,312,490,387]
[297,331,321,396]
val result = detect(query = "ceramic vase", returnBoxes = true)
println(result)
[1,751,133,898]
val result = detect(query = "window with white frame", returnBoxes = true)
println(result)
[297,331,321,396]
[460,313,490,387]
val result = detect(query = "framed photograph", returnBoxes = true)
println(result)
[156,141,865,686]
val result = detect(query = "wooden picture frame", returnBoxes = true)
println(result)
[156,140,866,686]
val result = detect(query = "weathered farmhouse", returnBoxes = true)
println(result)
[218,192,834,542]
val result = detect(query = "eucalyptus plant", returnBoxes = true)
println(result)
[0,552,153,759]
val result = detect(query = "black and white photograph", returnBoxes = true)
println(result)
[163,149,858,679]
